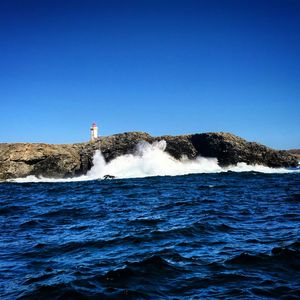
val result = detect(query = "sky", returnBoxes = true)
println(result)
[0,0,299,149]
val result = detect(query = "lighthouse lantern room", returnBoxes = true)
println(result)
[90,122,98,141]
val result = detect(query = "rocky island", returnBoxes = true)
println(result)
[0,132,298,181]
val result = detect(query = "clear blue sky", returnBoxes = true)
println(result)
[0,0,299,149]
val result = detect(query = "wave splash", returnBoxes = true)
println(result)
[13,140,297,182]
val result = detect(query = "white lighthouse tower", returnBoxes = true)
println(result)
[90,122,98,141]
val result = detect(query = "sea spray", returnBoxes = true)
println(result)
[89,140,223,179]
[13,140,297,183]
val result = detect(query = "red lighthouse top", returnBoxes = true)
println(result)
[92,122,97,127]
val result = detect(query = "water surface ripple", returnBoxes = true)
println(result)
[1,172,300,299]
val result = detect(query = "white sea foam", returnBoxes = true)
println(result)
[12,140,298,183]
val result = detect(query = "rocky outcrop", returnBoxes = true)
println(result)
[190,133,298,168]
[0,132,298,181]
[287,149,300,160]
[0,143,82,180]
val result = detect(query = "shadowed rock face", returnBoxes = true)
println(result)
[190,133,298,168]
[0,132,298,180]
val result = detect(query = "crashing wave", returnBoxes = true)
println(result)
[13,140,299,182]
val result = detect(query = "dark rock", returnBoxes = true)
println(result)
[103,175,116,179]
[190,132,298,168]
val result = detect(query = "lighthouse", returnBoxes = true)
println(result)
[90,122,98,141]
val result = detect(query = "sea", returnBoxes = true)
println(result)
[1,142,300,299]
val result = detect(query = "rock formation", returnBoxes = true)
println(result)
[0,132,298,181]
[287,149,300,160]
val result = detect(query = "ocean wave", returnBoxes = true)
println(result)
[226,242,300,270]
[12,140,299,183]
[2,171,298,300]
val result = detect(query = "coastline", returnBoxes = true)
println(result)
[0,132,298,181]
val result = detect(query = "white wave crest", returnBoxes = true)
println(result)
[13,140,298,183]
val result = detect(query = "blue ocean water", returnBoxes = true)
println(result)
[0,172,300,299]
